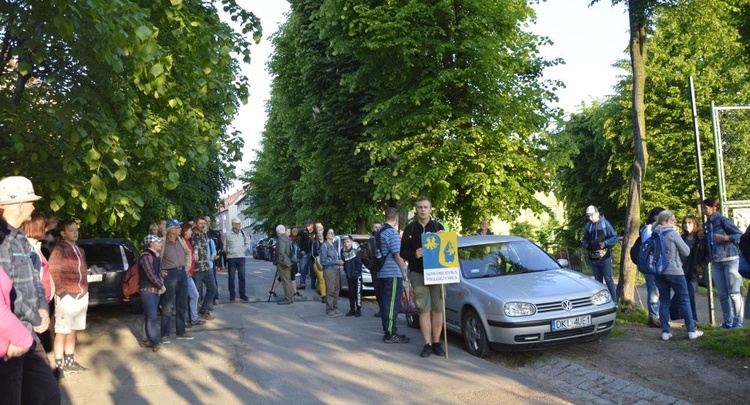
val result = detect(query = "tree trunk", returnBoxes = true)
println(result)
[618,0,649,308]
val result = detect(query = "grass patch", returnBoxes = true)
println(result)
[699,327,750,358]
[615,307,648,325]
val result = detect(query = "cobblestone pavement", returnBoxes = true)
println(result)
[512,356,690,405]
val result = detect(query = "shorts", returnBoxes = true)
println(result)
[54,293,89,334]
[411,272,443,313]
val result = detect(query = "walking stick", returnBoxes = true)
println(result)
[267,269,278,303]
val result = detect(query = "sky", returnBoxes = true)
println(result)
[226,0,630,185]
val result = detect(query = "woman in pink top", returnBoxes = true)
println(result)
[1,266,34,360]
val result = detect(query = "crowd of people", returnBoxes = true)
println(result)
[582,197,750,341]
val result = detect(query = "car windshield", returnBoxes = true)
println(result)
[459,240,562,279]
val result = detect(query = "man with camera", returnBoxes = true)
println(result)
[581,205,619,304]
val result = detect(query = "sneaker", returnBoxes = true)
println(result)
[200,311,214,320]
[420,344,432,357]
[730,322,743,329]
[345,309,356,317]
[138,340,149,348]
[191,319,206,326]
[176,333,195,340]
[277,300,292,305]
[54,367,65,382]
[661,332,672,341]
[383,333,410,344]
[432,342,446,356]
[718,322,732,329]
[268,291,278,298]
[240,295,249,302]
[647,318,661,328]
[326,310,337,317]
[297,285,306,290]
[66,362,88,373]
[688,330,704,340]
[152,344,162,353]
[161,336,171,344]
[294,292,303,298]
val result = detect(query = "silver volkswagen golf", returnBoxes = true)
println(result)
[434,235,616,357]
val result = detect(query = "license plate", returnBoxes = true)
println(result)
[87,274,103,283]
[551,315,591,331]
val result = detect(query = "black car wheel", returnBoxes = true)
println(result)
[462,309,491,358]
[406,312,419,328]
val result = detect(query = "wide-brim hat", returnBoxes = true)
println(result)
[0,176,42,205]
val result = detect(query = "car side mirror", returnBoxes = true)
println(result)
[556,258,569,268]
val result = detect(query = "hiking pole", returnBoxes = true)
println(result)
[267,269,278,303]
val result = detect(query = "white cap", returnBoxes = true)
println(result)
[0,176,42,205]
[585,205,598,216]
[231,218,241,224]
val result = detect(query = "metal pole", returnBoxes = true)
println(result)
[689,77,706,202]
[707,100,725,325]
[442,285,448,358]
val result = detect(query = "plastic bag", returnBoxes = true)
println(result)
[400,280,418,315]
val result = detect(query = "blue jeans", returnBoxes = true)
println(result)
[193,270,217,311]
[140,291,161,345]
[226,257,246,298]
[590,257,617,303]
[655,274,696,333]
[645,274,660,320]
[686,276,698,322]
[186,277,199,322]
[298,254,311,287]
[378,277,403,336]
[712,259,744,326]
[161,269,188,337]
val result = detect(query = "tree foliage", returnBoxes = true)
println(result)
[248,0,562,234]
[1,0,261,238]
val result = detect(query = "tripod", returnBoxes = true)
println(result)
[267,269,279,303]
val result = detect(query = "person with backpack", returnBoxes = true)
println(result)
[138,235,165,352]
[702,197,744,329]
[581,205,619,304]
[652,210,702,341]
[640,207,665,328]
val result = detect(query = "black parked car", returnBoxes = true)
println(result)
[264,238,277,262]
[253,238,267,259]
[78,238,139,309]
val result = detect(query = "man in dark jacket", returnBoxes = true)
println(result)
[581,205,619,305]
[400,197,446,358]
[297,220,315,290]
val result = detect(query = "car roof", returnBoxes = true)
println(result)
[458,235,528,248]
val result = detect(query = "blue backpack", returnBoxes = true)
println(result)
[637,229,673,276]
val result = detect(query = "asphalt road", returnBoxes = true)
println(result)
[58,258,572,405]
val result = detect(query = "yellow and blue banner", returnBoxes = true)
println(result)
[421,232,460,285]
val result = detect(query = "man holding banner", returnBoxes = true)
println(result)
[400,197,446,358]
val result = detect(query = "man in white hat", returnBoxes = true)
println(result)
[224,218,249,301]
[0,176,60,402]
[581,205,619,304]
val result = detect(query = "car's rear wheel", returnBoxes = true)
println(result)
[462,309,491,358]
[405,312,419,328]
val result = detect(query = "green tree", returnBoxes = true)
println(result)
[317,0,562,232]
[1,0,260,238]
[245,0,378,235]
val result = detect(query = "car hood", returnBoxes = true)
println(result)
[462,269,604,302]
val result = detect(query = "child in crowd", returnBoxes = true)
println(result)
[49,219,89,376]
[339,235,363,317]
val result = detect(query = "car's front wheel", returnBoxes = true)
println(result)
[463,309,491,358]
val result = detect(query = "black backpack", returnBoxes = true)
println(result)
[361,225,390,273]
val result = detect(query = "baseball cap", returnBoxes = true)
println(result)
[144,234,162,245]
[0,176,42,205]
[585,205,598,216]
[304,219,313,226]
[231,218,241,224]
[166,218,182,229]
